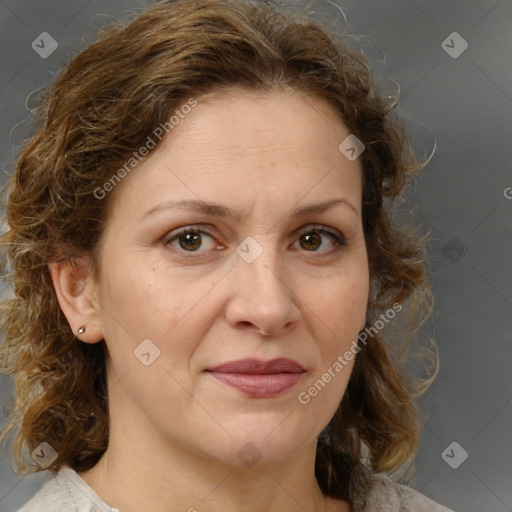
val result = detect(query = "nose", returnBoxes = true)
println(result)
[224,246,300,336]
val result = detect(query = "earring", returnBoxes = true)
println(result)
[76,325,86,335]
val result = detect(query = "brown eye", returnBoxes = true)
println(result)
[178,232,202,251]
[293,227,345,254]
[165,228,219,253]
[299,232,322,251]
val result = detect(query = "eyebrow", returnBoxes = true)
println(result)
[139,197,359,221]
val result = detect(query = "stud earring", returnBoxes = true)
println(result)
[76,325,86,335]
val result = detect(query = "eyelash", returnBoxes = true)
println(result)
[162,224,346,258]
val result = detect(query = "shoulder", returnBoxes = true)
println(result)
[14,471,73,512]
[15,466,118,512]
[363,474,455,512]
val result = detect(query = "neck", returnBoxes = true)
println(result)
[78,445,328,512]
[78,411,333,512]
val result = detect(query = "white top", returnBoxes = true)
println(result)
[16,465,455,512]
[16,466,119,512]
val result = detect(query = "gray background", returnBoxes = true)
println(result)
[0,1,511,511]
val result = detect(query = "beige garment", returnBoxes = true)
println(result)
[16,465,455,512]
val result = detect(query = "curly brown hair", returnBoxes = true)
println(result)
[0,0,436,501]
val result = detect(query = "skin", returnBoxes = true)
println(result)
[50,87,369,512]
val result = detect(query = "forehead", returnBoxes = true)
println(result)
[177,87,348,154]
[105,87,363,221]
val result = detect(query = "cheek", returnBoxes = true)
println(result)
[99,258,218,371]
[316,269,369,349]
[100,257,185,326]
[326,254,369,303]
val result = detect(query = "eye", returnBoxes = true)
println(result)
[162,224,345,257]
[164,228,221,253]
[293,226,345,254]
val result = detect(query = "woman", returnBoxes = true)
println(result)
[0,0,453,510]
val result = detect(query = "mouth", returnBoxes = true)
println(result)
[205,358,305,398]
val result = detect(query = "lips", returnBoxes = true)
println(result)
[206,357,304,374]
[205,358,305,398]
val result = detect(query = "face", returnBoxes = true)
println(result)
[90,88,369,467]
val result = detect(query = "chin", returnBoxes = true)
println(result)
[195,426,314,469]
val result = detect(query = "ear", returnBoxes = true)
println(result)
[48,257,104,344]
